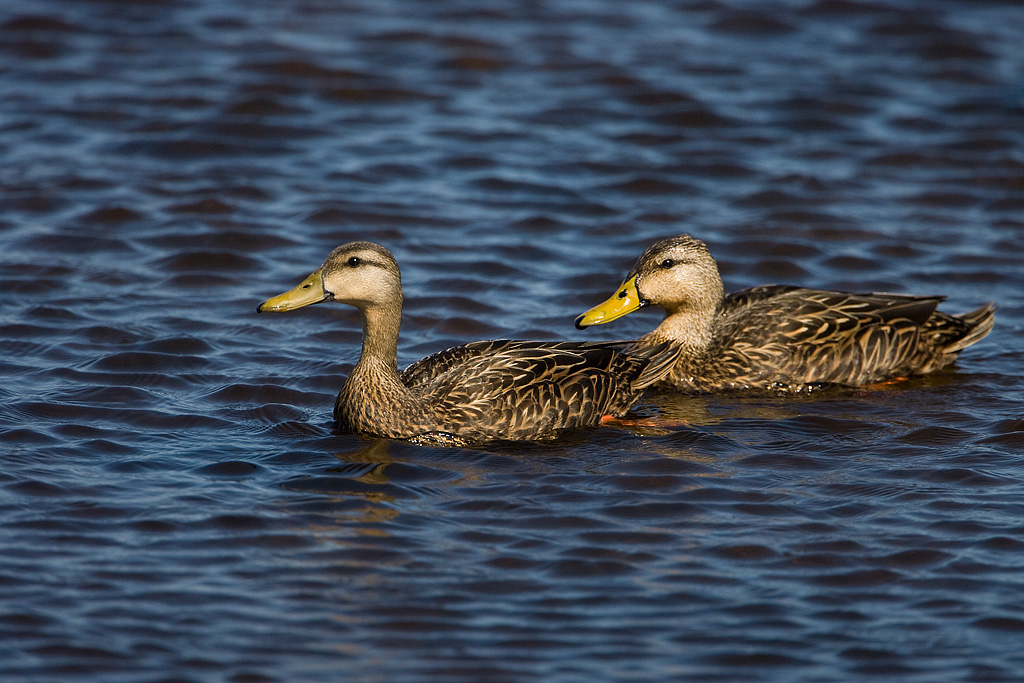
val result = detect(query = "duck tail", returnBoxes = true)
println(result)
[946,303,997,353]
[630,341,682,391]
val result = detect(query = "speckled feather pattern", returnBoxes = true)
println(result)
[335,339,678,443]
[624,236,996,393]
[266,241,681,445]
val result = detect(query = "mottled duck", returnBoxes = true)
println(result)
[257,242,679,444]
[575,234,995,393]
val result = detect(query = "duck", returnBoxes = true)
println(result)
[574,234,996,394]
[257,241,679,445]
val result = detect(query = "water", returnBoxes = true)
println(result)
[2,0,1023,681]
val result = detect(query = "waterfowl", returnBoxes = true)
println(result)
[257,242,679,445]
[575,234,995,393]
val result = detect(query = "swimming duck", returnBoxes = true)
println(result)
[257,241,679,444]
[575,234,995,393]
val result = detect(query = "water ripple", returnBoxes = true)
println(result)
[2,0,1023,681]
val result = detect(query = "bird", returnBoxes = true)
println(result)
[257,241,679,445]
[574,234,995,394]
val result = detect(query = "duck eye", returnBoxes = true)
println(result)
[347,257,361,267]
[659,259,674,269]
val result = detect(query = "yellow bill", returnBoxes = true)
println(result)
[574,275,645,329]
[256,269,330,313]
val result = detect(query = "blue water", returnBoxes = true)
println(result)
[2,0,1024,681]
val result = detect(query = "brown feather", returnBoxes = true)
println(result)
[261,242,679,445]
[584,235,995,393]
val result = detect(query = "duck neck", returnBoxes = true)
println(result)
[644,300,721,362]
[350,298,405,392]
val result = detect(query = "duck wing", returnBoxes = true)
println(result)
[717,288,952,386]
[401,339,517,388]
[408,340,677,441]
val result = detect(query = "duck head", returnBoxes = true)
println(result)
[257,241,403,314]
[574,234,723,329]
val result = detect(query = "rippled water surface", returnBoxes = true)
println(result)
[3,0,1024,680]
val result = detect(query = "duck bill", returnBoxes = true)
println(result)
[256,270,331,313]
[574,275,645,329]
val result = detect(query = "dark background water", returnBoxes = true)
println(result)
[2,0,1023,681]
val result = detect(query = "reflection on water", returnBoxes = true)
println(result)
[2,0,1024,681]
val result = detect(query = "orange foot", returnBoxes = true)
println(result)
[861,377,909,390]
[601,415,688,429]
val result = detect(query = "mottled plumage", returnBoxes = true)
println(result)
[575,235,995,393]
[258,242,678,445]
